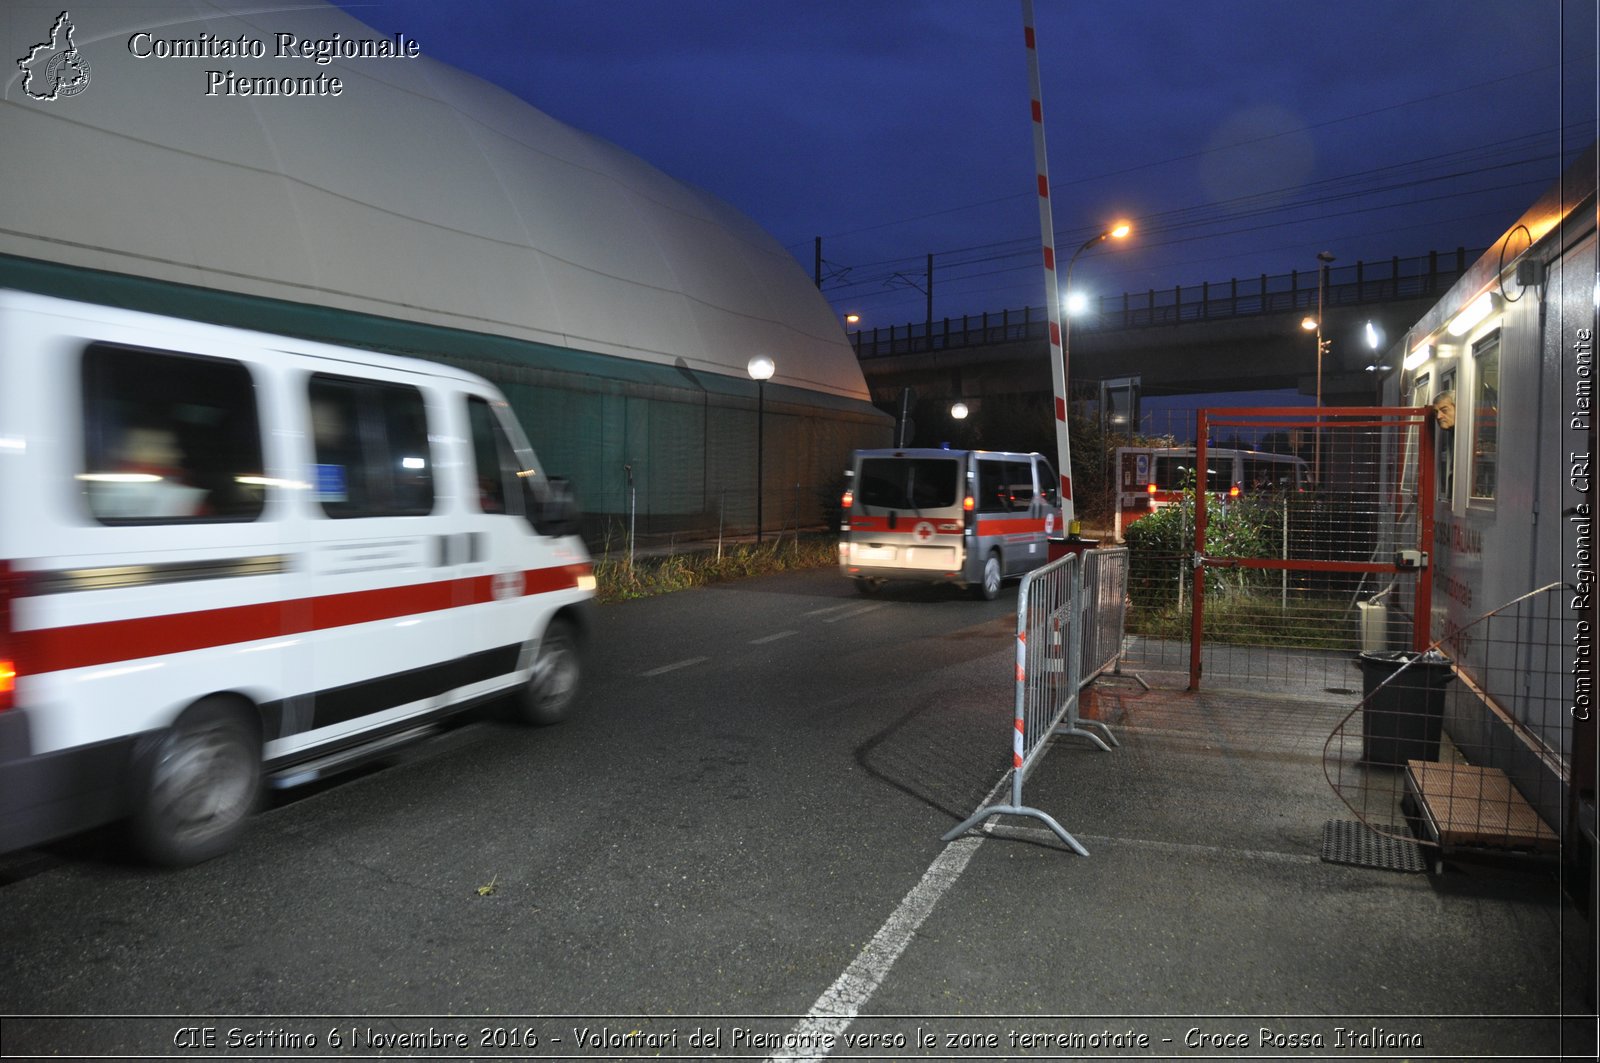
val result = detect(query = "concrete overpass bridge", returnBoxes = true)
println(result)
[851,247,1479,426]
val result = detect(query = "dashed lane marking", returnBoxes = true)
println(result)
[802,603,860,617]
[639,656,708,677]
[823,603,883,624]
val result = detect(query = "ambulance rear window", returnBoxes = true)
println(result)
[1153,456,1229,492]
[857,458,958,511]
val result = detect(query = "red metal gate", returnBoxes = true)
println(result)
[1188,406,1434,690]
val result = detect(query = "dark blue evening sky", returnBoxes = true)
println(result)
[336,1,1597,332]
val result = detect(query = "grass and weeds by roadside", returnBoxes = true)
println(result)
[593,534,838,603]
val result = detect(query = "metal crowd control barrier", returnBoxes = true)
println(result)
[942,551,1119,855]
[1080,547,1129,686]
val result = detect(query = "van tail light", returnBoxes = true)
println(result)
[0,560,19,713]
[1147,483,1157,495]
[962,495,975,534]
[963,495,974,512]
[841,489,853,509]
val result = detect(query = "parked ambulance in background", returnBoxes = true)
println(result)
[1112,444,1308,539]
[839,447,1062,599]
[0,292,595,865]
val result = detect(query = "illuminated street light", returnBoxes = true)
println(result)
[1061,220,1134,400]
[951,401,969,420]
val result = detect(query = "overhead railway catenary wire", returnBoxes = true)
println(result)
[817,129,1586,315]
[786,61,1566,250]
[817,123,1582,290]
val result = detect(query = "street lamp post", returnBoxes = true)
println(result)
[1060,223,1132,397]
[747,355,775,543]
[1301,251,1335,484]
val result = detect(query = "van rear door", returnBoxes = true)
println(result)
[851,453,964,574]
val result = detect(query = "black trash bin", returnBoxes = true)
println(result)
[1357,650,1454,767]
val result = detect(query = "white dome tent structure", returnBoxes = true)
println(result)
[0,0,890,544]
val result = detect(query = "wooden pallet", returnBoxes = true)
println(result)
[1405,759,1560,851]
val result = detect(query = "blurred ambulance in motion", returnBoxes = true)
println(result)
[0,292,595,864]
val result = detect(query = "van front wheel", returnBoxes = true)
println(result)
[130,697,261,867]
[975,552,1003,600]
[515,618,580,726]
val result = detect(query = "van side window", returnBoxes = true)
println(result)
[1003,460,1035,509]
[80,344,265,524]
[467,395,526,517]
[977,460,1008,514]
[1036,459,1059,506]
[308,375,434,518]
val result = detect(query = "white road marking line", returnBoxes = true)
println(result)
[639,656,708,677]
[769,835,983,1063]
[768,769,1017,1063]
[750,630,798,645]
[823,603,883,623]
[803,603,859,617]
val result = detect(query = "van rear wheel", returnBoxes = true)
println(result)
[130,697,260,867]
[974,552,1003,600]
[515,618,580,725]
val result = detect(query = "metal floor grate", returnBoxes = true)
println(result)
[1320,819,1427,873]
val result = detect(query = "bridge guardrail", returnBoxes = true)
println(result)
[852,247,1480,359]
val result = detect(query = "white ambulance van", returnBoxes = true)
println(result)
[0,292,596,864]
[838,447,1062,599]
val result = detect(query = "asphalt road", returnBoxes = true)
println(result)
[0,567,1027,1052]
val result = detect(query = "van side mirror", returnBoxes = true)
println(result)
[527,476,582,538]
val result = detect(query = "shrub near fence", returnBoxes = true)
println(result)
[1123,477,1371,648]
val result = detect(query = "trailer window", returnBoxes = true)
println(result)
[1469,332,1499,501]
[309,375,435,518]
[1435,368,1456,504]
[1401,373,1430,496]
[858,458,958,511]
[80,344,265,524]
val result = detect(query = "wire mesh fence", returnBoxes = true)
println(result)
[1117,406,1432,693]
[1324,583,1572,867]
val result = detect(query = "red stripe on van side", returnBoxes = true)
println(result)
[14,563,592,677]
[974,518,1049,537]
